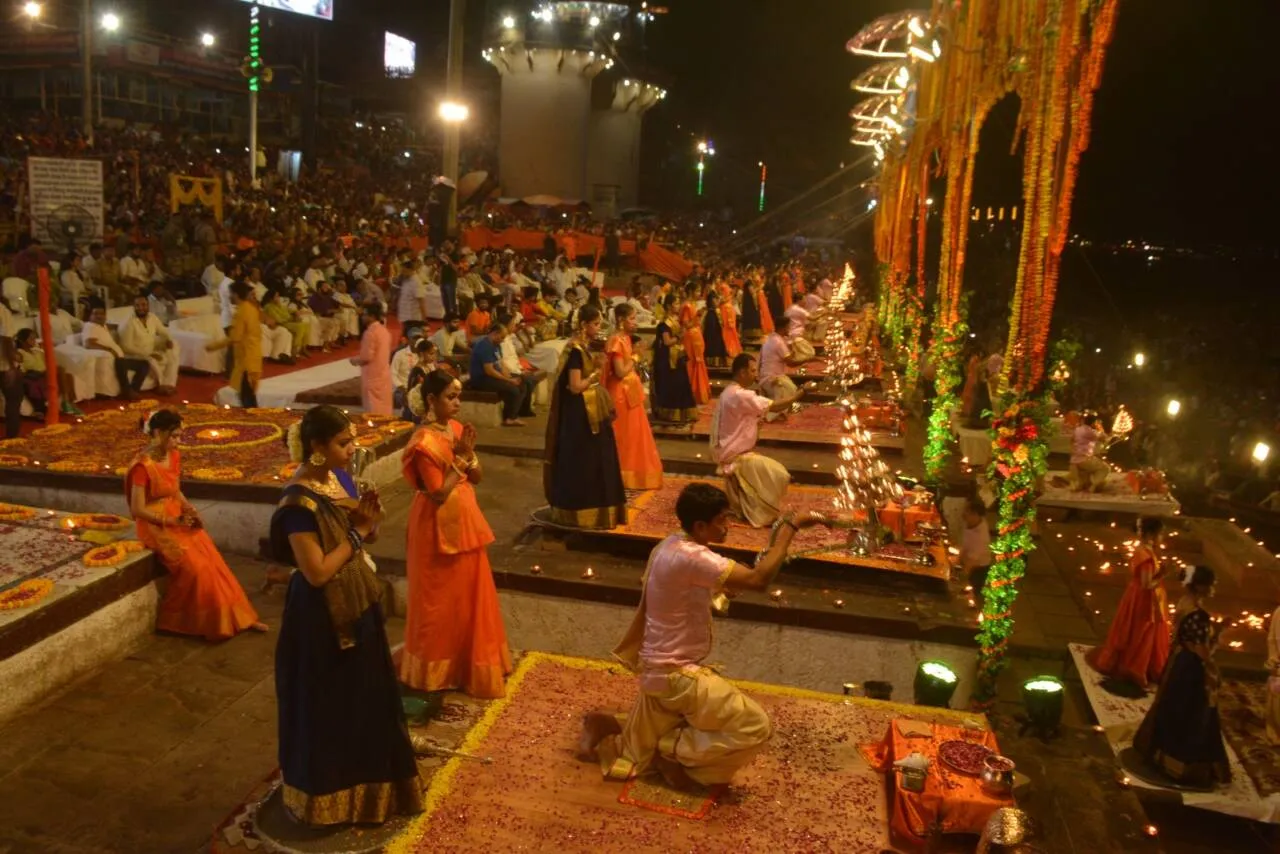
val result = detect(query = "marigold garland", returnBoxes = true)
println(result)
[0,437,27,449]
[47,460,104,473]
[82,540,146,567]
[31,423,72,438]
[0,453,31,467]
[64,513,131,531]
[0,579,54,611]
[0,503,37,521]
[189,466,245,482]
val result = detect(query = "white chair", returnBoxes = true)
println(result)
[53,332,154,400]
[168,314,228,373]
[2,277,32,315]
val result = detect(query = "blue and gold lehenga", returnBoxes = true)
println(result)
[544,340,628,529]
[269,468,424,825]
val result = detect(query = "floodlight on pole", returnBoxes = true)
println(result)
[439,101,469,122]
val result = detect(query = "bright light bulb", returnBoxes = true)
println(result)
[1166,399,1181,417]
[1133,351,1146,367]
[200,32,215,47]
[101,12,120,31]
[588,14,600,27]
[907,16,925,38]
[438,101,469,122]
[22,1,41,19]
[1254,441,1272,463]
[613,31,621,41]
[502,15,515,28]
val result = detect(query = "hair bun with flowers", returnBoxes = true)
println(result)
[286,421,304,463]
[408,384,427,419]
[140,410,159,435]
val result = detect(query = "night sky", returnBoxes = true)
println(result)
[156,0,1279,249]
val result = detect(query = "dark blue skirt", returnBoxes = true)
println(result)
[274,572,423,824]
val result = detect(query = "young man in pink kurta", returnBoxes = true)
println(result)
[352,311,393,415]
[577,483,831,789]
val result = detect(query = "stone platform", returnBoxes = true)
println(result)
[0,403,415,556]
[0,504,160,725]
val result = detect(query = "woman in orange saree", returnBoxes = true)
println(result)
[126,409,264,640]
[400,370,512,698]
[605,304,663,490]
[680,289,710,404]
[719,288,742,358]
[756,278,774,335]
[1087,517,1171,690]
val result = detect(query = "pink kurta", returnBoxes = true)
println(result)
[360,320,393,415]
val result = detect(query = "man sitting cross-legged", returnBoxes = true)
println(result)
[710,352,805,527]
[577,482,831,789]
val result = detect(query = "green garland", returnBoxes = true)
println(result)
[923,313,968,480]
[972,394,1052,709]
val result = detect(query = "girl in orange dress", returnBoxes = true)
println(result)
[605,304,664,489]
[756,278,774,335]
[400,370,512,698]
[679,288,711,404]
[719,288,742,358]
[126,410,265,640]
[1087,517,1171,690]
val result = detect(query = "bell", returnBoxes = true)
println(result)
[977,808,1040,853]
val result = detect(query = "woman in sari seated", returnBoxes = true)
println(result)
[269,405,424,826]
[1087,517,1170,691]
[605,303,663,490]
[400,370,512,698]
[544,306,627,529]
[1133,565,1231,789]
[650,293,698,424]
[126,410,264,640]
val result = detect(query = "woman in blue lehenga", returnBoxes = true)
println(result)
[650,293,697,423]
[1132,565,1231,789]
[269,405,424,826]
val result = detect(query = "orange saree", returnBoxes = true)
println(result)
[127,452,259,640]
[1087,544,1170,687]
[680,302,711,404]
[719,302,742,358]
[604,333,664,490]
[399,421,512,698]
[757,286,774,334]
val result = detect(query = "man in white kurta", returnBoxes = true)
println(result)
[578,482,830,788]
[118,296,179,393]
[709,353,804,526]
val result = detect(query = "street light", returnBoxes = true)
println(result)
[438,101,469,122]
[22,1,41,19]
[200,32,215,47]
[101,12,120,32]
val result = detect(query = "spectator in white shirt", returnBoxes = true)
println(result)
[82,302,150,399]
[332,280,361,338]
[390,330,424,411]
[59,253,88,316]
[80,243,102,282]
[498,312,540,418]
[396,259,428,338]
[118,244,150,294]
[147,282,179,326]
[429,313,470,370]
[303,258,328,292]
[201,255,227,296]
[246,267,269,304]
[119,295,179,395]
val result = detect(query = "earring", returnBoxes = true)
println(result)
[308,451,326,467]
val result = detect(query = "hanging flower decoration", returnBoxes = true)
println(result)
[0,579,54,611]
[0,503,37,521]
[923,312,969,479]
[83,540,146,568]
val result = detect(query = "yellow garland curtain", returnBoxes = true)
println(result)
[169,175,224,223]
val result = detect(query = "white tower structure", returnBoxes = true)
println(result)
[483,2,666,213]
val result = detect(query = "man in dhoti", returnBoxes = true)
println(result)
[577,482,831,788]
[1070,413,1111,492]
[758,307,812,419]
[782,301,817,362]
[709,353,804,527]
[118,295,179,395]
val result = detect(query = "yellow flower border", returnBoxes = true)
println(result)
[0,503,37,521]
[83,540,146,567]
[64,513,131,531]
[189,466,245,482]
[48,460,104,473]
[31,423,73,437]
[384,651,988,853]
[176,421,283,452]
[0,578,54,611]
[0,453,31,468]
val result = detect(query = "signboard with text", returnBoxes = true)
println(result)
[26,157,104,246]
[237,0,333,22]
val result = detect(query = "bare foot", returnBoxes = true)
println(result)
[502,419,526,427]
[250,621,269,632]
[652,753,699,791]
[576,712,622,762]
